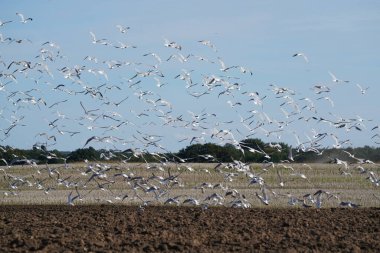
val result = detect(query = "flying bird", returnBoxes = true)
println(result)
[198,39,217,51]
[328,71,349,83]
[356,84,369,95]
[116,25,130,33]
[292,52,308,63]
[163,38,182,50]
[89,31,108,45]
[16,12,33,23]
[0,19,12,26]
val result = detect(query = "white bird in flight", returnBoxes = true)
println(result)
[16,12,33,23]
[328,71,349,83]
[0,19,12,26]
[89,31,108,45]
[116,25,130,33]
[198,39,217,51]
[356,84,369,95]
[163,38,182,50]
[292,52,308,63]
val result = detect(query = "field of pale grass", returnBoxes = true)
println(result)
[0,162,379,207]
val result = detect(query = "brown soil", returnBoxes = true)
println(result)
[0,205,379,252]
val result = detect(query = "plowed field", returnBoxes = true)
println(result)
[0,205,379,252]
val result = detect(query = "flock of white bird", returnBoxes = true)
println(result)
[0,13,379,209]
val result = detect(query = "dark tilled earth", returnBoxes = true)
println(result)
[0,205,379,252]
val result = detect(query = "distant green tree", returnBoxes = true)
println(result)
[239,138,289,162]
[67,147,99,162]
[2,140,380,165]
[176,143,237,162]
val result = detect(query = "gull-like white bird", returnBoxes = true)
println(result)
[198,39,217,51]
[0,33,12,43]
[255,185,270,205]
[1,158,9,167]
[116,25,130,33]
[288,147,294,162]
[218,57,238,72]
[143,52,162,63]
[183,197,200,206]
[340,201,360,208]
[328,71,349,83]
[16,12,33,23]
[292,52,308,63]
[317,96,334,107]
[239,66,253,75]
[0,19,12,26]
[114,41,136,49]
[89,32,108,45]
[163,38,182,50]
[356,84,369,95]
[67,188,80,206]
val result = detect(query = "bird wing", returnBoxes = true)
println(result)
[89,32,96,41]
[83,136,97,147]
[328,71,337,81]
[16,13,25,22]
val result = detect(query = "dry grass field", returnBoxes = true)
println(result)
[1,162,379,208]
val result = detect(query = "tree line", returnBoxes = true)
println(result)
[1,138,380,165]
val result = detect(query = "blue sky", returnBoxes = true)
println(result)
[1,0,380,152]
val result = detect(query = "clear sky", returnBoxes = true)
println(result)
[1,0,380,152]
